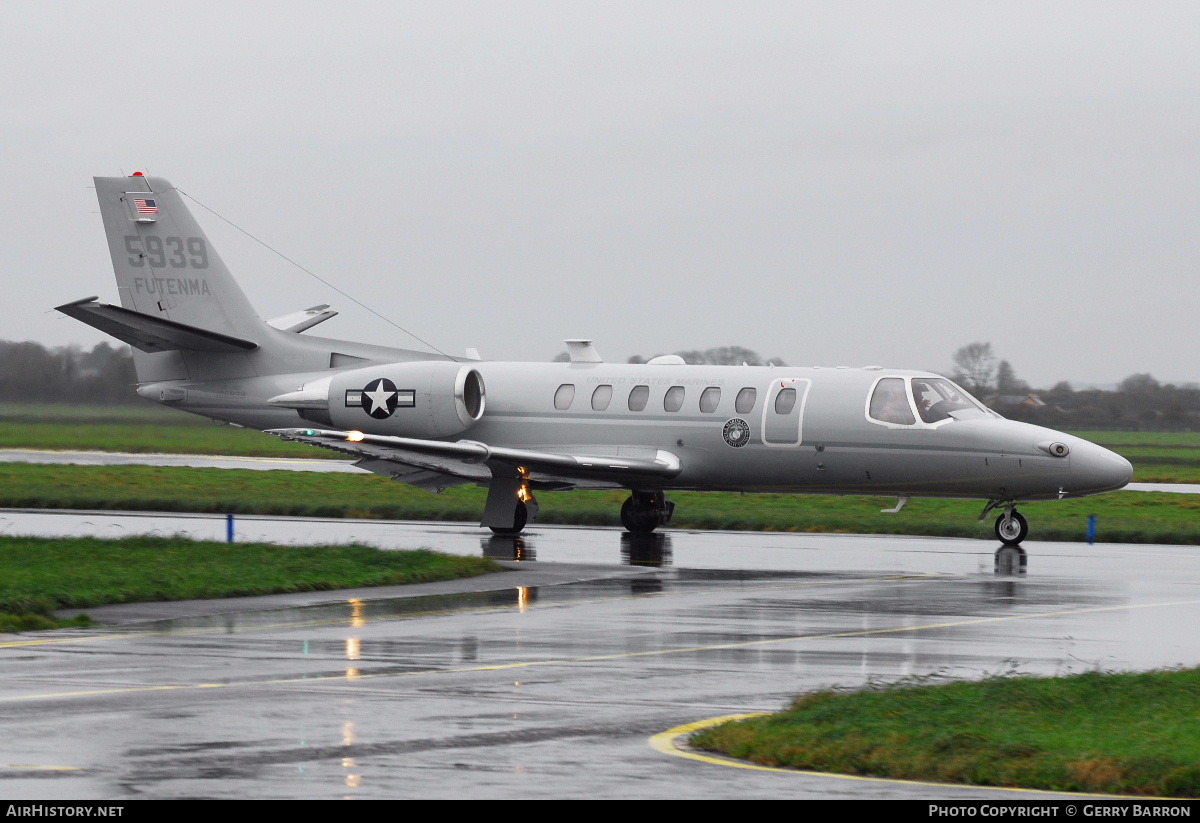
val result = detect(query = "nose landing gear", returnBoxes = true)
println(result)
[980,500,1029,546]
[994,507,1029,546]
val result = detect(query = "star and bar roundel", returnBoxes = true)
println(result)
[345,378,415,419]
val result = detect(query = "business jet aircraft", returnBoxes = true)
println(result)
[58,174,1132,545]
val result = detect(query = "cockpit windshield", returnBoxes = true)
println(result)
[910,377,993,423]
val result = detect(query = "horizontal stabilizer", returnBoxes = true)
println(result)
[267,304,338,334]
[55,297,258,353]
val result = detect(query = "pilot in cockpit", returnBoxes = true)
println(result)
[911,381,933,420]
[873,379,916,425]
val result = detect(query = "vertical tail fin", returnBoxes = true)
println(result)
[94,174,263,338]
[91,174,273,382]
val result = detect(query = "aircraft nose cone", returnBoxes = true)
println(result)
[1071,443,1133,494]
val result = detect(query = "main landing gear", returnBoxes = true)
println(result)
[490,501,530,535]
[620,491,675,534]
[482,476,539,535]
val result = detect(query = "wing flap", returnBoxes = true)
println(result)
[266,428,682,488]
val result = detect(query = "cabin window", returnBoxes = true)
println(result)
[628,384,649,411]
[664,386,685,413]
[735,387,757,414]
[774,387,797,415]
[869,377,916,425]
[554,383,576,410]
[699,386,721,413]
[591,384,613,411]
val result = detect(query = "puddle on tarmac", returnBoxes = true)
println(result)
[110,567,852,635]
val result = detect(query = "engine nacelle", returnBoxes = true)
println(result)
[280,361,486,438]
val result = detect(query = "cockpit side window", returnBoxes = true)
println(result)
[868,377,916,425]
[912,377,991,423]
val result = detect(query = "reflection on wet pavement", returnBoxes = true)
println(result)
[3,509,1200,799]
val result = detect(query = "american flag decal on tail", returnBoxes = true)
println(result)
[133,198,157,214]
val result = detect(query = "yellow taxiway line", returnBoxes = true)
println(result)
[650,715,1168,798]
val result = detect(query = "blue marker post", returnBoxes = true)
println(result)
[1087,514,1096,545]
[226,513,235,543]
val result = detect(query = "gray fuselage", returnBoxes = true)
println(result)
[147,358,1132,502]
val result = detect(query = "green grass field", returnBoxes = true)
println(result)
[0,403,338,458]
[0,534,501,632]
[691,668,1200,797]
[0,462,1197,543]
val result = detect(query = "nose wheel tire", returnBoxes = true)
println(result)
[994,510,1029,546]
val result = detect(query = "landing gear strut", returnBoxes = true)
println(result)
[620,491,674,533]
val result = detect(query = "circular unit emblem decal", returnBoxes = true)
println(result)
[361,378,399,419]
[722,418,750,448]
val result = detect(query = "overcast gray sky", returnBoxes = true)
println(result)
[4,1,1197,388]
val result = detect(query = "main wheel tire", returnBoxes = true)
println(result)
[490,501,528,535]
[620,496,659,533]
[994,510,1029,546]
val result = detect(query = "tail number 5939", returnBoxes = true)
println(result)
[124,235,209,269]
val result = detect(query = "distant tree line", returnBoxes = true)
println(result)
[951,341,1200,431]
[626,346,788,366]
[2,338,1197,429]
[0,341,137,405]
[553,345,788,366]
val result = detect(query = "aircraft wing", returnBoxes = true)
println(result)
[266,428,682,490]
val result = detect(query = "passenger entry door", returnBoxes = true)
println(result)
[761,378,811,446]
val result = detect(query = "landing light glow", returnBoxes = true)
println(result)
[346,431,365,442]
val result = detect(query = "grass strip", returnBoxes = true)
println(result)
[690,668,1200,797]
[1132,465,1200,484]
[1,463,1199,544]
[0,421,341,459]
[1071,431,1200,449]
[0,534,500,632]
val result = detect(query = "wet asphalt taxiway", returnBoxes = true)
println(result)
[2,511,1199,799]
